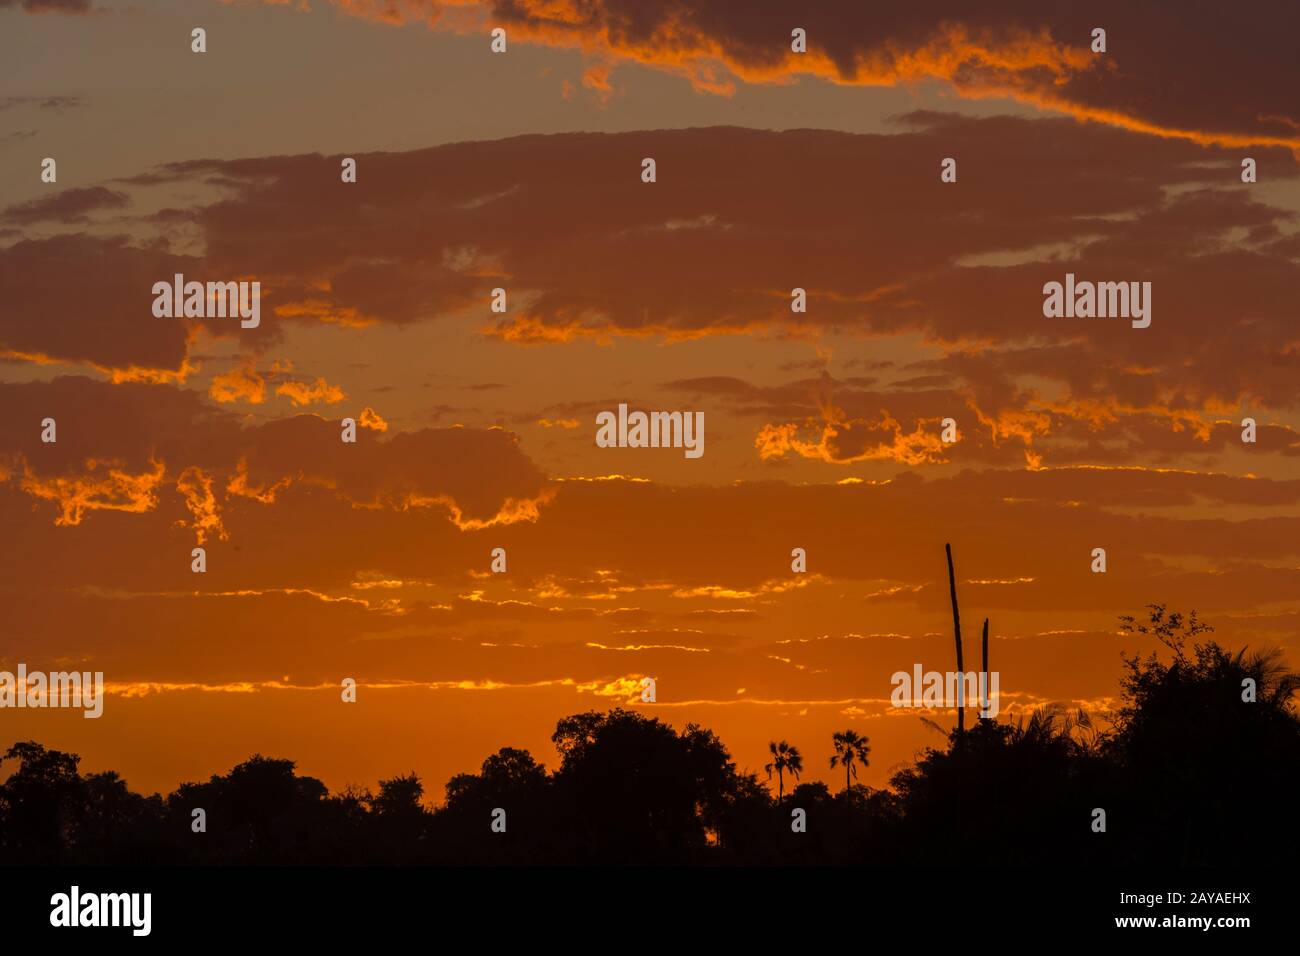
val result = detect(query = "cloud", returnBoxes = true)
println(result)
[276,376,346,407]
[6,120,1297,415]
[357,406,387,431]
[8,381,1297,606]
[268,0,1300,150]
[662,370,1300,472]
[209,362,268,404]
[0,0,98,14]
[175,465,227,544]
[2,187,131,225]
[755,415,949,467]
[0,235,215,378]
[0,95,84,110]
[19,457,166,526]
[208,360,347,407]
[0,376,552,547]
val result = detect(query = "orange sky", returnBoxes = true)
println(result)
[1,0,1298,798]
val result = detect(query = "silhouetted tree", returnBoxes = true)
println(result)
[551,709,730,863]
[709,772,771,858]
[369,772,429,862]
[765,740,802,800]
[890,709,1109,865]
[1111,604,1300,864]
[437,747,551,863]
[829,730,871,791]
[74,771,167,864]
[0,742,85,862]
[373,772,423,817]
[163,754,331,863]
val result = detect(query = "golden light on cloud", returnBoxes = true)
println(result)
[19,458,167,526]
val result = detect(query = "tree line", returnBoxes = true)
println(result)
[2,604,1297,865]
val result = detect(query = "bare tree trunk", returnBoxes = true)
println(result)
[945,543,964,737]
[981,617,990,720]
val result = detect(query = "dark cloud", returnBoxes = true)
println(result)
[0,0,96,14]
[287,1,1300,149]
[0,94,83,110]
[5,117,1297,418]
[506,0,1300,148]
[0,375,551,566]
[3,186,130,224]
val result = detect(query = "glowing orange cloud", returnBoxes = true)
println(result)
[19,458,166,526]
[175,466,228,545]
[276,377,346,407]
[756,408,950,466]
[485,312,769,345]
[226,457,292,504]
[210,363,267,404]
[403,485,558,531]
[358,407,389,431]
[261,1,1300,151]
[0,348,196,387]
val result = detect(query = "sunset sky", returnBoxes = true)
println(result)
[2,0,1298,799]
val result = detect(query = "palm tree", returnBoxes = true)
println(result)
[764,740,802,800]
[829,730,871,791]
